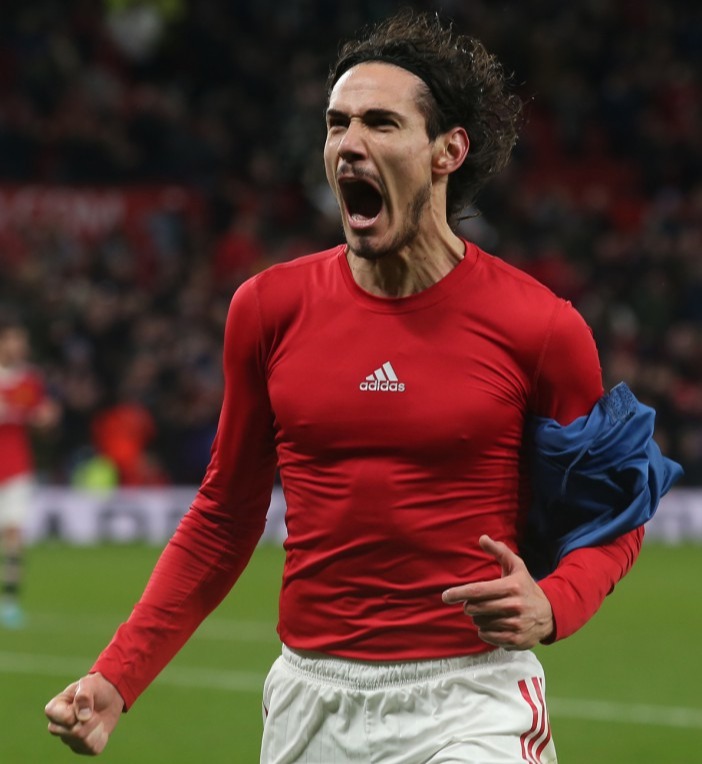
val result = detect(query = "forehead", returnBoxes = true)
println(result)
[329,61,427,115]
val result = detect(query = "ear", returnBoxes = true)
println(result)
[432,127,469,176]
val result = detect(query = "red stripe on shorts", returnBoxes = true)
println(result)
[519,679,539,763]
[531,677,553,760]
[518,677,550,763]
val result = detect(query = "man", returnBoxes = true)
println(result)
[0,314,59,628]
[45,11,679,762]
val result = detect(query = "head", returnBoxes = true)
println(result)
[0,313,29,367]
[324,10,522,258]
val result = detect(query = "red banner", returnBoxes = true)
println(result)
[0,185,205,241]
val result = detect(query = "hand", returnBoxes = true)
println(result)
[442,535,554,650]
[45,673,124,755]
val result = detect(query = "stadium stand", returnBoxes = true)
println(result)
[0,0,699,485]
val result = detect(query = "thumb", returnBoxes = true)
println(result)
[479,534,521,576]
[74,680,94,722]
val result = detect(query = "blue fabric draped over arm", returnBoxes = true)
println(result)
[521,382,683,580]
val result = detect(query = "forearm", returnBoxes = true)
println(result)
[538,525,644,642]
[91,502,267,709]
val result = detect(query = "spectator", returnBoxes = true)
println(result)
[0,0,698,484]
[0,311,60,628]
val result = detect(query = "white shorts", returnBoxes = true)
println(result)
[0,475,33,531]
[261,645,557,764]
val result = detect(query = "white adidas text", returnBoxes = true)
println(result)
[360,361,405,392]
[359,380,406,392]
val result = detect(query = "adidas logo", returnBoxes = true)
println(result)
[359,361,406,392]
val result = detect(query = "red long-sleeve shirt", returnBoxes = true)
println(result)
[93,243,642,708]
[0,364,47,481]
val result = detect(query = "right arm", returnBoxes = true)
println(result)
[45,674,124,756]
[45,279,278,750]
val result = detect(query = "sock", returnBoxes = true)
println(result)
[2,553,22,600]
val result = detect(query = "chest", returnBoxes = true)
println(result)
[266,303,531,463]
[0,371,39,414]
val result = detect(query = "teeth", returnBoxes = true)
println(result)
[350,212,377,223]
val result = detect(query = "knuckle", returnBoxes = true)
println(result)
[502,633,522,648]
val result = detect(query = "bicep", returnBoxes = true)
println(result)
[533,302,604,425]
[194,280,278,522]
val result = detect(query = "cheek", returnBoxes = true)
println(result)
[387,161,430,203]
[323,143,337,187]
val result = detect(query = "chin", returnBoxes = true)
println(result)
[348,241,389,261]
[344,227,391,261]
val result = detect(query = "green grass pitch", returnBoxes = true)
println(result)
[1,541,700,763]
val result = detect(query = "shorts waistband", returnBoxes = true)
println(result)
[280,645,512,690]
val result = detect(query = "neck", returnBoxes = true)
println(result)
[346,225,465,298]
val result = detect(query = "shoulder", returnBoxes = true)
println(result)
[470,246,578,344]
[249,245,344,294]
[468,246,602,416]
[227,245,345,331]
[474,246,564,308]
[0,363,43,387]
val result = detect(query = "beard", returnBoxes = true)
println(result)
[346,181,432,261]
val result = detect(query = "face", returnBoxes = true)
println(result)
[324,62,436,260]
[0,327,29,366]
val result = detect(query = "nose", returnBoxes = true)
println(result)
[337,118,367,161]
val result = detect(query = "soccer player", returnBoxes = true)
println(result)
[0,314,59,628]
[45,11,680,762]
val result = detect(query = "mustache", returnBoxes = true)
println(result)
[336,164,384,191]
[336,162,388,199]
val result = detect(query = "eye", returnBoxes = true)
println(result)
[364,111,400,130]
[326,113,348,131]
[369,116,397,130]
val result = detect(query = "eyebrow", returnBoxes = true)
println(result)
[326,107,404,123]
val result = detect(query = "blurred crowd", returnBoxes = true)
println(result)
[0,0,700,485]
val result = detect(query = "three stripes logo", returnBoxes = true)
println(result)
[518,677,553,763]
[359,361,405,392]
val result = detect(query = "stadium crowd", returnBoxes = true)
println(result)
[0,0,700,485]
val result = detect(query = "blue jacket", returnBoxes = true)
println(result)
[520,382,683,579]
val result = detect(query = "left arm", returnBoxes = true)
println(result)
[442,528,643,649]
[443,534,555,649]
[444,301,646,648]
[537,525,643,642]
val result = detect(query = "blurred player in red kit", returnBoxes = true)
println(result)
[0,313,60,628]
[45,11,680,762]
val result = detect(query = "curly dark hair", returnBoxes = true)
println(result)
[327,10,522,221]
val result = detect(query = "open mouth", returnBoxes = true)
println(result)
[339,178,384,228]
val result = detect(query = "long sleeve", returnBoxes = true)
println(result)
[529,301,648,641]
[92,278,278,709]
[538,526,643,641]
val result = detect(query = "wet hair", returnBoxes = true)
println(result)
[327,10,522,221]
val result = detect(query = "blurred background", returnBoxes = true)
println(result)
[0,0,700,490]
[1,3,700,763]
